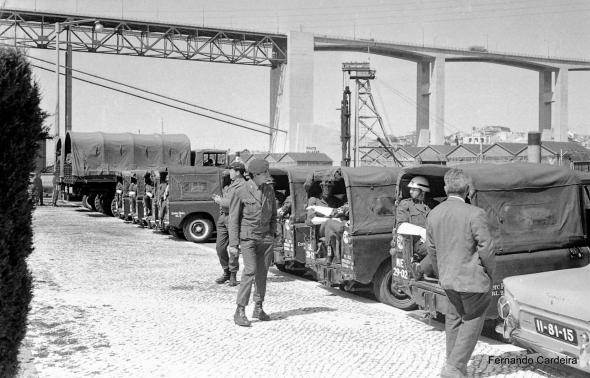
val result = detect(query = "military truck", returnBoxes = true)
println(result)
[164,166,289,243]
[303,166,401,299]
[390,163,590,320]
[55,131,191,216]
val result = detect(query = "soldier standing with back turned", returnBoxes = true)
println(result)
[212,161,246,286]
[228,158,277,327]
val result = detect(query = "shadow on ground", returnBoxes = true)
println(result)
[268,306,336,320]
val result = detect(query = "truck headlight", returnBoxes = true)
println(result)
[342,231,350,245]
[497,296,511,319]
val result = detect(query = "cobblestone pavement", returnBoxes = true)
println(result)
[22,204,587,377]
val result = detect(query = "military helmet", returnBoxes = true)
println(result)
[407,176,430,192]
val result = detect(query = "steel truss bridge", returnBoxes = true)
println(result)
[0,9,287,66]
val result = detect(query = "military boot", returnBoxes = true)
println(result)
[252,301,270,321]
[228,272,238,286]
[215,269,230,284]
[234,305,251,327]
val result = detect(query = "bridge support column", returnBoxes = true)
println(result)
[416,60,431,147]
[551,67,569,142]
[416,56,445,146]
[286,31,314,152]
[269,63,285,152]
[430,55,445,146]
[539,67,569,142]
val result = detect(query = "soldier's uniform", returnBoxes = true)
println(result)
[215,173,245,285]
[115,180,124,215]
[129,177,138,217]
[395,197,438,275]
[143,181,154,219]
[33,174,43,206]
[229,159,276,326]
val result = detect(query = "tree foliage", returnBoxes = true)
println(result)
[0,47,48,377]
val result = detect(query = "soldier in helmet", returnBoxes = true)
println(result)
[212,161,246,286]
[395,176,438,278]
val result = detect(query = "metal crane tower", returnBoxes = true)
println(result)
[341,62,401,167]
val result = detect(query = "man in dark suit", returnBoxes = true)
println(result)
[426,168,495,378]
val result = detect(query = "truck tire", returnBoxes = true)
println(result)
[183,216,213,243]
[88,193,97,211]
[82,195,91,210]
[111,198,118,217]
[94,194,104,213]
[373,262,417,310]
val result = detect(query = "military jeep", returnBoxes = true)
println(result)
[390,163,590,319]
[303,166,401,302]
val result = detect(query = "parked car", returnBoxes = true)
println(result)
[390,163,590,320]
[497,265,590,373]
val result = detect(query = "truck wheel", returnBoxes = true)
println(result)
[88,193,97,211]
[94,194,104,213]
[110,198,118,217]
[82,195,91,210]
[373,262,417,310]
[183,216,213,243]
[169,228,185,240]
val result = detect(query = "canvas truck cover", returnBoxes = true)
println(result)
[335,166,402,235]
[66,132,191,177]
[167,166,223,201]
[458,163,585,254]
[284,166,325,224]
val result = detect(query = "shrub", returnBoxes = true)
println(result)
[0,47,48,376]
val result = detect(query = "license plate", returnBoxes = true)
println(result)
[534,318,578,345]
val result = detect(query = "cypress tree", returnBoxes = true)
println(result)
[0,47,48,376]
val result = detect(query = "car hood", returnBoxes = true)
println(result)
[503,266,590,322]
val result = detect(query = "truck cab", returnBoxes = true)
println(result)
[192,149,228,167]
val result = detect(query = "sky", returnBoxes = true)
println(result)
[3,0,590,162]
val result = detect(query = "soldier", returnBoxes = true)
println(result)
[129,173,138,217]
[143,172,154,222]
[228,158,277,327]
[212,161,246,286]
[395,176,438,278]
[158,172,169,227]
[306,179,347,264]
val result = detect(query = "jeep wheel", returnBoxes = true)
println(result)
[373,262,417,310]
[88,193,97,211]
[183,216,213,243]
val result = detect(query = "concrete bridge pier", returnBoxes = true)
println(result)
[539,66,569,142]
[416,56,445,146]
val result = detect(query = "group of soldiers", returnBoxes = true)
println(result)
[115,171,168,225]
